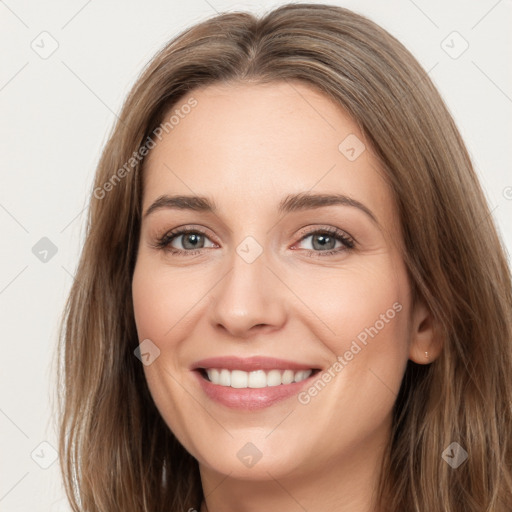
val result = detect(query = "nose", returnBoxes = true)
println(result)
[208,244,287,339]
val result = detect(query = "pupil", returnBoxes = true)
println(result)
[183,233,203,250]
[313,234,334,250]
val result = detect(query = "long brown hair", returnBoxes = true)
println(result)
[57,3,512,510]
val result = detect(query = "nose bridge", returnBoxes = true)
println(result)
[208,235,286,336]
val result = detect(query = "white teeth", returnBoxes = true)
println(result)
[266,369,282,387]
[248,370,267,388]
[204,368,313,388]
[282,369,295,384]
[231,370,248,388]
[219,369,231,386]
[208,369,219,383]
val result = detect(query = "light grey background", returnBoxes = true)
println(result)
[0,1,510,510]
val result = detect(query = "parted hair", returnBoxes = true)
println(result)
[57,3,512,511]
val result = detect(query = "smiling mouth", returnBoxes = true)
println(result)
[198,368,321,388]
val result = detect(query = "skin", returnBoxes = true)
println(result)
[131,81,441,512]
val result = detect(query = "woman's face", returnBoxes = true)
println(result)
[132,81,428,483]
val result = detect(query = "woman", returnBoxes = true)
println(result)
[57,3,512,511]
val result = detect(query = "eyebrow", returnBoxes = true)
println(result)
[143,192,378,224]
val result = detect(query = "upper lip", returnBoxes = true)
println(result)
[191,356,318,372]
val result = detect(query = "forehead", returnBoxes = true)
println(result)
[142,81,395,229]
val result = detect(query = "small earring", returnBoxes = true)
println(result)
[425,351,429,361]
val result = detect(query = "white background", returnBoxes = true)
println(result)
[0,1,510,510]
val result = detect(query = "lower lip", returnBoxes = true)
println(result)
[193,370,316,410]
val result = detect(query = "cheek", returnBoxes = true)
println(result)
[292,257,411,405]
[131,259,204,450]
[131,258,197,342]
[293,257,409,348]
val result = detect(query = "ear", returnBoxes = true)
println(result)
[408,299,443,364]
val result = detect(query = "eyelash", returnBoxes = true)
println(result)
[153,226,355,258]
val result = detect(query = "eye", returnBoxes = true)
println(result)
[154,228,217,255]
[152,225,355,258]
[294,227,355,257]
